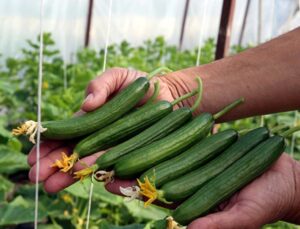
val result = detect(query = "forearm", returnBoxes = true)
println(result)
[163,28,300,122]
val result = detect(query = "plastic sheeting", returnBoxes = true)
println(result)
[0,0,299,63]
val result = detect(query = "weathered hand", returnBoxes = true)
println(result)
[187,153,300,228]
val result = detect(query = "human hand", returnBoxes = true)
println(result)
[187,153,300,228]
[104,153,300,228]
[28,67,184,192]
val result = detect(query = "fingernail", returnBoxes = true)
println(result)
[84,93,94,104]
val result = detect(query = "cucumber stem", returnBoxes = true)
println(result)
[270,125,289,134]
[213,98,244,120]
[191,77,203,112]
[281,125,300,137]
[146,81,160,104]
[171,90,198,106]
[146,67,172,80]
[171,77,202,106]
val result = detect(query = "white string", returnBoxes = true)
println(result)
[196,0,208,66]
[102,0,113,72]
[85,181,94,229]
[86,1,113,228]
[269,0,275,40]
[34,0,44,228]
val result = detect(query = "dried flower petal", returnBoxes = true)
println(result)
[119,186,141,202]
[12,120,47,144]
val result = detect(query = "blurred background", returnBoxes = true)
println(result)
[0,0,300,228]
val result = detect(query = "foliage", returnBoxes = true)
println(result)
[0,33,299,228]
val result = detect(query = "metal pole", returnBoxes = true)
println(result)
[257,0,262,44]
[215,0,236,60]
[238,0,250,46]
[179,0,190,50]
[85,0,94,47]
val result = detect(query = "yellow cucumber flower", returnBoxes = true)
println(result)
[51,152,78,172]
[137,176,158,207]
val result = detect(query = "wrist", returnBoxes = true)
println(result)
[161,66,214,115]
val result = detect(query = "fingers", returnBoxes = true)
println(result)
[29,147,72,182]
[82,68,144,112]
[187,208,259,229]
[43,152,103,193]
[28,140,63,166]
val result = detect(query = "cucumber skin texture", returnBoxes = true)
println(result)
[140,129,238,187]
[114,113,214,178]
[161,127,269,201]
[74,101,173,157]
[97,107,193,170]
[41,77,149,140]
[173,135,285,225]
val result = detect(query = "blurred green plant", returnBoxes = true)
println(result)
[0,33,299,228]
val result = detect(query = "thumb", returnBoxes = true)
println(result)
[82,88,109,112]
[187,209,259,229]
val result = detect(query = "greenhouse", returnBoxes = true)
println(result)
[1,0,300,228]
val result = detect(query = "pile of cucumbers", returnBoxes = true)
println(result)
[13,69,299,227]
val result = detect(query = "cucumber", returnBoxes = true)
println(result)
[74,101,173,157]
[12,67,172,143]
[12,77,149,141]
[96,77,204,169]
[43,77,150,139]
[114,113,214,178]
[96,107,192,169]
[140,129,238,187]
[160,127,269,201]
[75,77,202,158]
[113,98,244,179]
[172,135,285,225]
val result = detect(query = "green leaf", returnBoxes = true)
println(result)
[0,196,48,225]
[0,175,14,202]
[7,137,23,151]
[65,178,123,205]
[124,201,169,220]
[0,145,28,174]
[99,221,145,229]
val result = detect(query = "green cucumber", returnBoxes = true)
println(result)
[42,77,150,140]
[75,78,202,158]
[140,129,238,187]
[113,98,244,178]
[160,127,269,201]
[114,113,214,178]
[96,107,193,169]
[172,135,285,225]
[95,77,204,169]
[74,100,173,157]
[13,67,172,142]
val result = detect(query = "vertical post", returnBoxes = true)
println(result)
[85,0,94,47]
[179,0,190,50]
[238,0,250,46]
[257,0,262,44]
[215,0,236,60]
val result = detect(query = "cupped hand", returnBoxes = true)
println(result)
[28,67,180,193]
[105,153,300,228]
